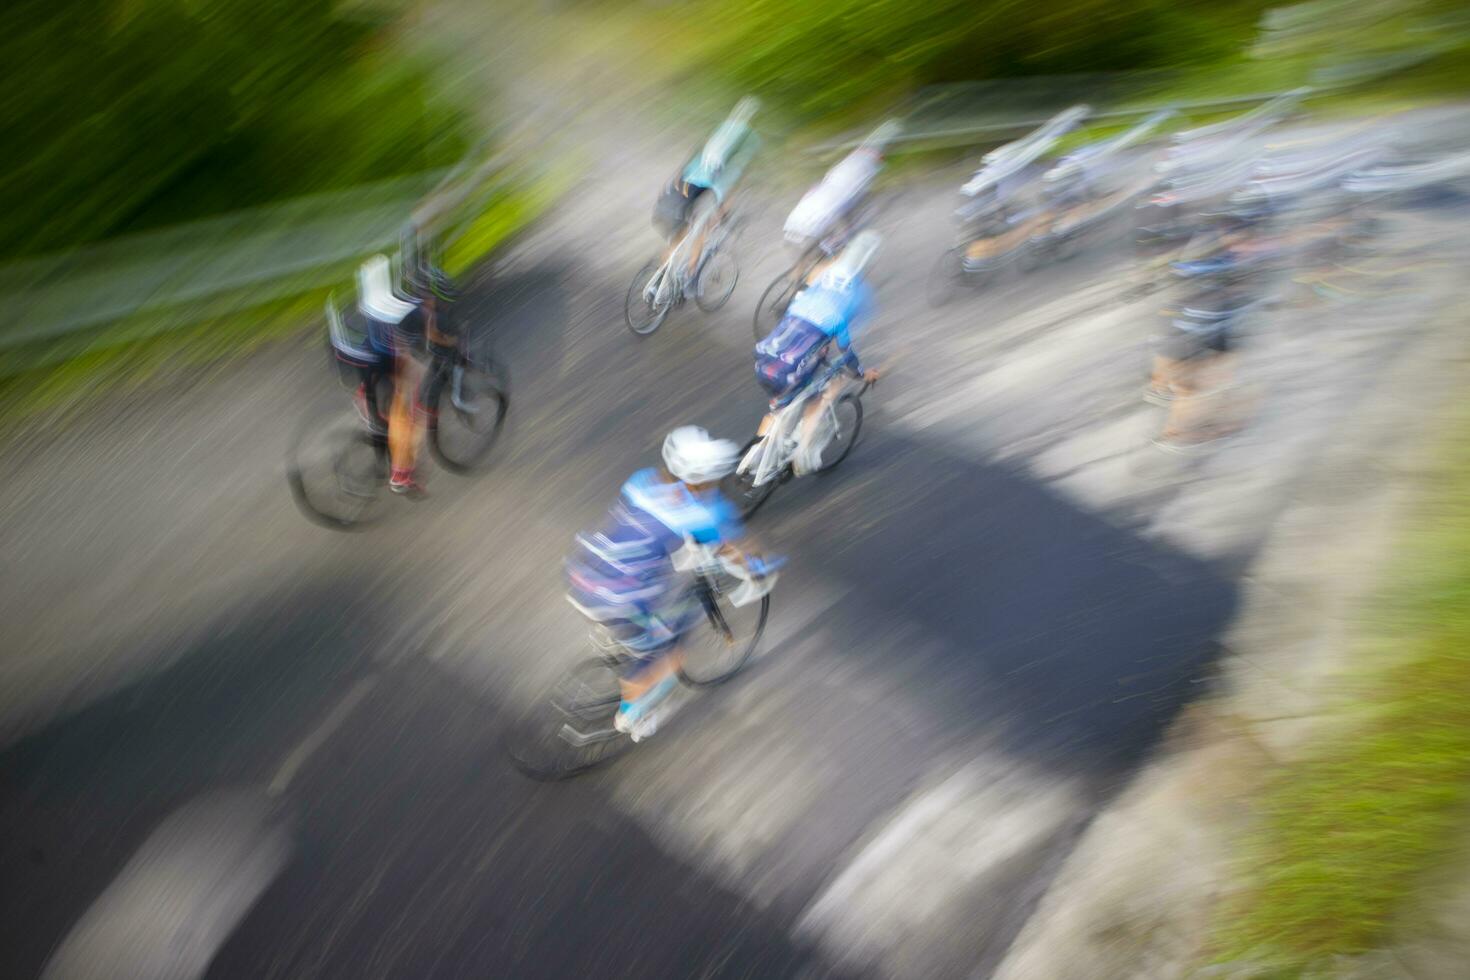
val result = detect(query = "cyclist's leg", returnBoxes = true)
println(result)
[686,188,721,278]
[387,347,426,487]
[794,373,850,470]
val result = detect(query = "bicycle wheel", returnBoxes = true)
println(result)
[506,658,632,780]
[286,413,389,529]
[694,249,739,313]
[625,260,674,336]
[677,577,769,687]
[721,437,781,519]
[813,392,864,474]
[428,357,508,473]
[927,246,968,308]
[753,267,800,340]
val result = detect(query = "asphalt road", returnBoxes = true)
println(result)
[0,161,1241,979]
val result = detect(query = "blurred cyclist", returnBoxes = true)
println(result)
[566,427,775,741]
[652,97,761,286]
[355,249,460,496]
[753,231,883,474]
[783,120,899,284]
[1148,192,1273,446]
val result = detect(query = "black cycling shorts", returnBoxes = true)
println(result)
[1165,324,1232,362]
[653,181,710,241]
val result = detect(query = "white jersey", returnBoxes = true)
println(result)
[784,150,880,244]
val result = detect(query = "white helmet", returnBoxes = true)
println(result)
[662,426,741,484]
[701,96,761,174]
[730,95,760,126]
[819,229,881,291]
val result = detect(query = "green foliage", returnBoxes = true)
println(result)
[697,0,1272,121]
[0,0,467,260]
[1210,407,1470,975]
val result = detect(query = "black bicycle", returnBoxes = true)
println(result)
[288,296,508,529]
[506,553,774,780]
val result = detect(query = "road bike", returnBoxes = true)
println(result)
[624,205,742,336]
[287,294,508,529]
[723,366,872,519]
[506,545,776,780]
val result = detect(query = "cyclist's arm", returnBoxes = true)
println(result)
[830,286,873,375]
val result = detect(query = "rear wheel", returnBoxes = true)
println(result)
[287,412,389,530]
[625,260,674,336]
[428,358,508,473]
[677,578,769,687]
[695,249,739,312]
[814,392,864,473]
[506,658,631,780]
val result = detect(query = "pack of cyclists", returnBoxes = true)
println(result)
[329,92,1385,740]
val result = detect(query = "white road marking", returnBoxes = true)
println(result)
[267,674,378,796]
[43,792,291,980]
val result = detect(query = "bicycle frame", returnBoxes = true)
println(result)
[644,205,725,307]
[736,374,845,489]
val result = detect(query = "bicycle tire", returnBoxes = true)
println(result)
[722,437,781,520]
[694,248,739,313]
[625,259,673,336]
[428,357,508,473]
[677,580,769,687]
[286,412,389,530]
[506,658,632,780]
[926,246,968,308]
[813,392,864,474]
[753,267,800,340]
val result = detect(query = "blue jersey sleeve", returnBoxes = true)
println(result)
[831,283,871,372]
[695,491,745,546]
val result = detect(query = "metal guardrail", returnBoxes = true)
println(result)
[805,87,1328,158]
[0,144,524,377]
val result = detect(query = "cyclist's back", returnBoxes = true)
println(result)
[567,468,741,632]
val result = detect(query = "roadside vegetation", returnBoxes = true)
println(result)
[0,0,556,420]
[1209,405,1470,975]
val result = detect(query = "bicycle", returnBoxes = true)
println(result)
[287,294,508,529]
[754,191,901,340]
[624,205,742,336]
[505,545,777,780]
[723,366,872,519]
[752,241,824,341]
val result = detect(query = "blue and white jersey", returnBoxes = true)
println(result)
[567,469,743,617]
[785,280,872,371]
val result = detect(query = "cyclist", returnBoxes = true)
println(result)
[565,426,776,741]
[1148,192,1272,446]
[354,250,459,496]
[783,119,899,285]
[653,96,761,287]
[753,230,883,474]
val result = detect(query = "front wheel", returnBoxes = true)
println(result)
[721,437,781,519]
[927,246,968,308]
[694,249,739,312]
[677,577,769,687]
[505,658,631,780]
[753,267,801,340]
[625,260,674,336]
[428,358,508,473]
[813,392,864,474]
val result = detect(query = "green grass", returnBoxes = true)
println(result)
[1209,406,1470,976]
